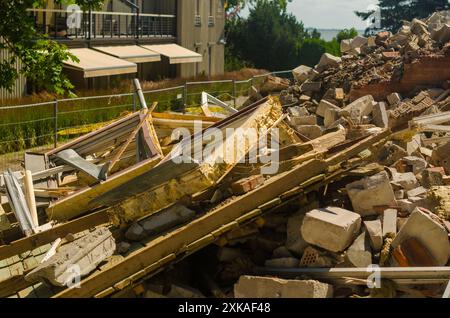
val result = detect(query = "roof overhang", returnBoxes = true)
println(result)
[64,48,137,78]
[92,45,161,63]
[140,44,202,64]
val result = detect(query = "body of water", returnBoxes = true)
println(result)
[309,29,365,41]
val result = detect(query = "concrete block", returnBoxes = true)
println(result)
[407,187,427,198]
[394,190,405,200]
[315,53,341,72]
[25,227,115,287]
[285,212,308,256]
[345,231,372,267]
[391,172,419,191]
[364,219,383,252]
[295,125,323,140]
[421,168,445,188]
[292,65,313,83]
[382,209,398,236]
[372,102,389,128]
[342,95,374,122]
[346,171,396,216]
[391,208,450,266]
[323,107,341,128]
[387,93,402,106]
[264,257,299,268]
[316,99,340,117]
[140,204,196,236]
[234,276,333,298]
[431,142,450,174]
[301,207,361,253]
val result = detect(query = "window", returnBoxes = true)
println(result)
[195,0,201,26]
[208,0,215,26]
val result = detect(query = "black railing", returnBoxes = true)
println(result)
[28,8,176,40]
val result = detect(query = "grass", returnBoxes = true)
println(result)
[0,68,289,158]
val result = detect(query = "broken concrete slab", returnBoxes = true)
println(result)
[402,156,428,175]
[234,276,333,298]
[25,227,115,287]
[285,212,308,256]
[364,219,383,252]
[340,39,351,53]
[346,171,396,216]
[341,95,375,122]
[301,207,361,253]
[407,187,427,198]
[345,231,372,267]
[382,209,398,236]
[387,93,402,106]
[372,102,389,128]
[391,172,419,191]
[391,208,450,266]
[316,99,341,118]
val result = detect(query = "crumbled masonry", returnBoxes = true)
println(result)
[0,11,449,298]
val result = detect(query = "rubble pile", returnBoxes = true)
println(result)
[0,11,449,299]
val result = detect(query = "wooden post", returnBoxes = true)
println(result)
[133,78,148,109]
[24,170,39,228]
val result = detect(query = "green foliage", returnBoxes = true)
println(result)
[355,0,449,33]
[225,0,341,71]
[336,28,359,43]
[0,0,104,96]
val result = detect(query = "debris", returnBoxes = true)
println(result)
[25,227,115,287]
[364,219,383,252]
[301,207,362,253]
[345,231,372,267]
[382,209,398,236]
[234,276,333,298]
[346,172,396,216]
[390,208,450,266]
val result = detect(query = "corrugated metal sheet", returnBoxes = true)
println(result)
[0,37,27,101]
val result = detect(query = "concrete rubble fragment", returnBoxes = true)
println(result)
[234,276,333,298]
[346,172,396,216]
[301,207,361,253]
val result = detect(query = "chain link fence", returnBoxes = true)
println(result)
[0,70,294,171]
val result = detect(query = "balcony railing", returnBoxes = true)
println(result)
[28,8,176,40]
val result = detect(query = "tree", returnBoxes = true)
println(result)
[225,0,292,19]
[226,0,306,71]
[336,28,359,43]
[355,0,449,33]
[0,0,104,96]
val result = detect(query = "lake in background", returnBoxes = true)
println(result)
[310,29,366,41]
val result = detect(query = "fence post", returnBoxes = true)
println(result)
[183,82,188,114]
[233,80,237,108]
[53,99,58,149]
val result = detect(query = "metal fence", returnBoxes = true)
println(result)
[0,70,293,171]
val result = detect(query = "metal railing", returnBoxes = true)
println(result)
[28,8,176,40]
[0,70,293,170]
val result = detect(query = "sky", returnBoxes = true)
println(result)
[242,0,380,30]
[286,0,379,30]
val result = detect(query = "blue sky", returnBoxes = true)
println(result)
[287,0,378,29]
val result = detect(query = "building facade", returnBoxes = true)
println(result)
[0,0,225,98]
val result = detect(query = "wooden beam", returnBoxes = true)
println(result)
[0,210,110,261]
